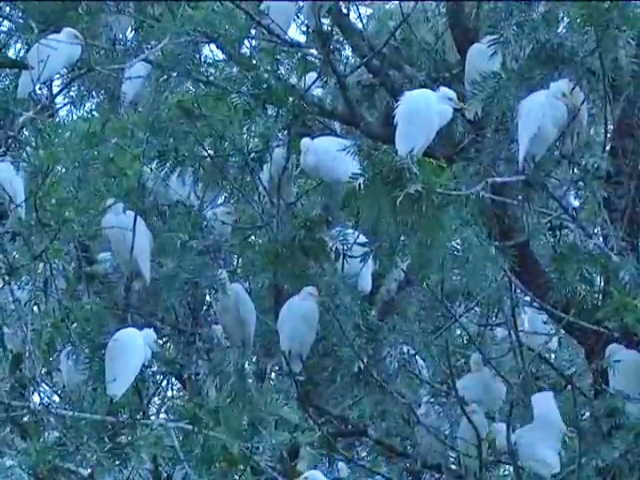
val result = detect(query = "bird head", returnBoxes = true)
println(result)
[141,328,158,351]
[298,137,313,175]
[436,86,464,110]
[469,352,484,372]
[214,205,237,225]
[300,286,319,300]
[604,343,625,366]
[60,27,85,45]
[296,470,329,480]
[549,78,578,108]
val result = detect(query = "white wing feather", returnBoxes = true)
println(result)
[301,136,361,184]
[464,36,502,120]
[329,228,374,295]
[105,328,146,401]
[121,60,152,108]
[277,293,319,373]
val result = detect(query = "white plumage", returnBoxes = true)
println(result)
[215,269,256,353]
[327,227,374,295]
[464,35,502,120]
[277,286,320,373]
[606,343,640,419]
[517,306,558,353]
[394,87,463,158]
[490,421,508,453]
[100,199,154,287]
[261,1,297,36]
[59,345,87,391]
[105,327,157,401]
[517,79,587,171]
[120,60,152,109]
[456,403,489,479]
[513,391,567,479]
[296,470,328,480]
[336,461,349,478]
[17,27,84,99]
[301,71,324,96]
[0,161,26,220]
[258,145,295,204]
[299,136,362,186]
[455,352,506,416]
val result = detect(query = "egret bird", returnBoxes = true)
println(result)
[517,306,558,353]
[456,403,489,479]
[17,27,85,99]
[258,145,295,205]
[215,269,256,354]
[260,1,297,36]
[394,87,463,159]
[456,352,506,416]
[59,345,87,390]
[299,136,363,189]
[327,227,374,295]
[490,422,509,453]
[121,60,152,109]
[105,327,157,401]
[301,71,324,96]
[277,286,320,373]
[205,205,237,240]
[464,35,502,120]
[517,78,587,171]
[513,391,568,479]
[101,199,154,287]
[296,470,329,480]
[606,343,640,419]
[0,161,26,220]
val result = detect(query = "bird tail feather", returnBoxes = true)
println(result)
[17,72,34,99]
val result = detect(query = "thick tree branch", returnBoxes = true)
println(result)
[445,2,479,60]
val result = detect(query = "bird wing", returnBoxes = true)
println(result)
[105,329,145,400]
[394,90,438,157]
[277,297,319,363]
[517,90,550,165]
[121,61,152,106]
[314,137,360,183]
[233,284,257,349]
[125,210,153,284]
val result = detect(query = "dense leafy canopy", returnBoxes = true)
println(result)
[1,1,640,479]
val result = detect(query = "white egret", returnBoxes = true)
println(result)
[605,343,640,419]
[17,27,85,99]
[277,286,320,373]
[101,199,154,287]
[301,71,324,97]
[456,352,506,416]
[464,35,502,120]
[517,306,558,353]
[258,145,295,205]
[456,403,489,479]
[0,161,26,220]
[59,345,87,390]
[296,470,328,480]
[394,87,463,158]
[513,391,568,479]
[205,205,237,240]
[215,269,256,354]
[327,227,374,295]
[120,60,152,109]
[517,78,587,171]
[211,324,230,346]
[299,136,363,188]
[490,421,508,453]
[105,327,158,401]
[260,1,297,36]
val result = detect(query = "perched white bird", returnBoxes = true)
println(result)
[0,161,26,220]
[296,470,328,480]
[299,136,363,188]
[277,286,320,373]
[258,145,295,205]
[327,227,374,295]
[205,205,237,239]
[513,391,568,479]
[260,1,297,36]
[490,421,509,453]
[394,87,463,158]
[59,345,88,390]
[606,343,640,419]
[215,270,256,353]
[456,352,506,416]
[101,199,154,287]
[517,306,558,353]
[517,78,587,171]
[464,35,502,120]
[17,27,85,99]
[105,327,157,401]
[120,60,152,109]
[301,71,324,96]
[456,403,489,479]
